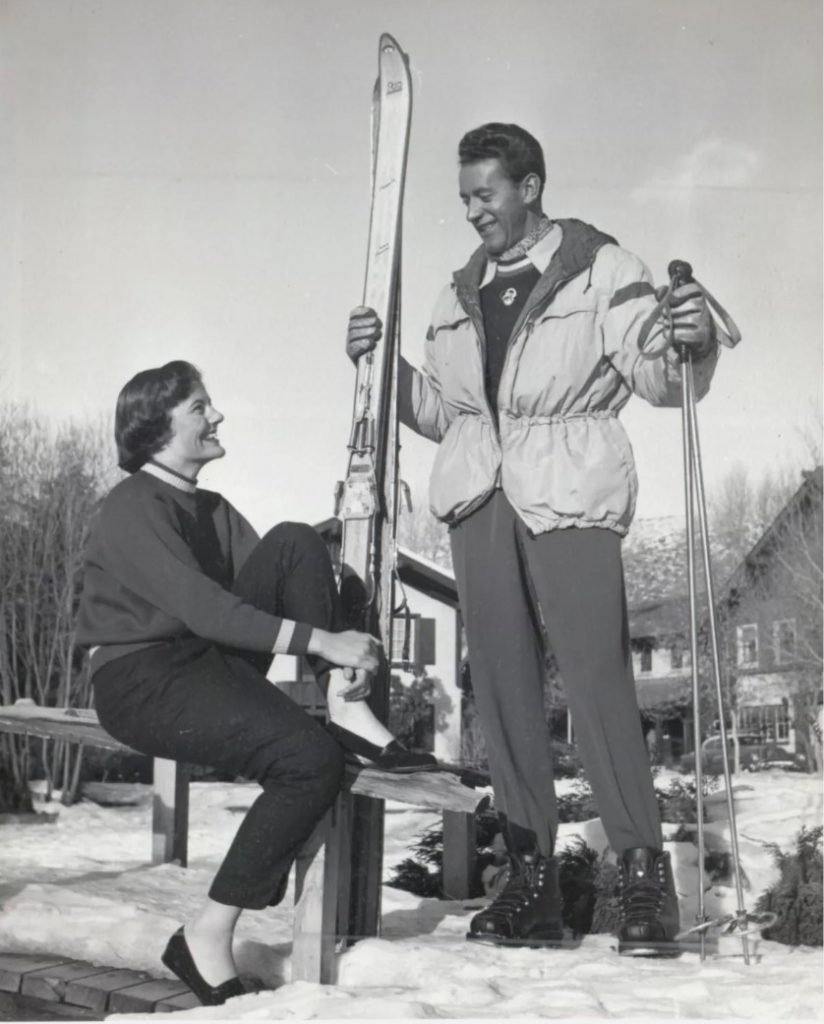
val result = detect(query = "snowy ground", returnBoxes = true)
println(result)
[0,771,821,1021]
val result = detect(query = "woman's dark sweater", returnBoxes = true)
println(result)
[76,469,313,675]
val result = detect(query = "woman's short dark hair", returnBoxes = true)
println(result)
[115,360,203,472]
[458,123,546,196]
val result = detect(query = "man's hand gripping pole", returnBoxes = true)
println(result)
[637,259,742,355]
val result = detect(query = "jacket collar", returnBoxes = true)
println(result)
[452,218,618,320]
[479,223,563,288]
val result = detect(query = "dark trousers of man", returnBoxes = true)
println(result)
[450,491,662,859]
[93,522,345,910]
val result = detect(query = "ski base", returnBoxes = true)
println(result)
[343,751,442,775]
[615,939,684,959]
[466,928,570,950]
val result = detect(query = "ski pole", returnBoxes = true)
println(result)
[663,260,751,963]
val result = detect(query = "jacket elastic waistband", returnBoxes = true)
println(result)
[498,410,618,426]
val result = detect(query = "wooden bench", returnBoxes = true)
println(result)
[0,702,487,985]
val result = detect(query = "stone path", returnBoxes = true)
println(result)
[0,954,200,1017]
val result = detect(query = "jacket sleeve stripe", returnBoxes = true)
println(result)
[609,281,656,309]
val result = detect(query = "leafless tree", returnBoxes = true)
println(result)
[0,406,113,806]
[397,498,452,570]
[709,461,799,567]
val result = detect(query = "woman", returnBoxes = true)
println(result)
[76,360,433,1005]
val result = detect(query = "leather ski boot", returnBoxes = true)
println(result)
[468,851,565,947]
[616,847,681,957]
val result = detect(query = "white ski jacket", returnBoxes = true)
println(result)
[398,219,719,535]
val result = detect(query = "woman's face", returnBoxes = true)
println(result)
[161,383,225,470]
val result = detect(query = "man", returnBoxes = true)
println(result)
[347,123,718,955]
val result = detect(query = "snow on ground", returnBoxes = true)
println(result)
[0,771,821,1020]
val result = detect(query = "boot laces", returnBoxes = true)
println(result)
[619,862,667,925]
[481,859,547,917]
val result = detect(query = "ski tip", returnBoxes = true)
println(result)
[379,32,408,61]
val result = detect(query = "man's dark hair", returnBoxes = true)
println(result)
[115,360,203,473]
[458,123,546,196]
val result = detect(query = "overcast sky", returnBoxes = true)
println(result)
[2,0,821,533]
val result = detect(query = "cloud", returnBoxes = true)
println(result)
[632,138,760,204]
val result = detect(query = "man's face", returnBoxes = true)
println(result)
[458,158,534,256]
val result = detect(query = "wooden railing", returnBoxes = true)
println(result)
[0,702,487,984]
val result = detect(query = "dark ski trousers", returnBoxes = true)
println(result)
[93,522,346,910]
[450,491,662,858]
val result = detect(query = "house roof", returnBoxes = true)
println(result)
[396,547,459,608]
[721,465,823,600]
[627,595,690,638]
[314,516,459,608]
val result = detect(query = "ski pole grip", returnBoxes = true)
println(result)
[667,259,693,286]
[637,258,742,352]
[669,258,742,349]
[636,258,696,354]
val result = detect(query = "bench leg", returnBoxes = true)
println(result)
[152,758,189,866]
[442,810,476,900]
[335,791,354,945]
[292,794,344,984]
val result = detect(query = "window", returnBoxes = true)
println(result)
[670,647,684,670]
[391,615,413,663]
[736,624,759,667]
[773,619,797,665]
[739,704,791,743]
[390,615,436,670]
[639,648,653,673]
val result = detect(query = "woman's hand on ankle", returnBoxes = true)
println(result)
[338,667,372,702]
[308,629,381,672]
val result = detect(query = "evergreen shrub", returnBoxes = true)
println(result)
[755,825,822,947]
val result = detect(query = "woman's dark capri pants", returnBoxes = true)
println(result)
[93,523,346,910]
[450,491,662,860]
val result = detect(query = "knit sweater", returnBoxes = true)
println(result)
[76,467,314,675]
[481,258,541,423]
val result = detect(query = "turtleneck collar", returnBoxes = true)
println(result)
[141,459,198,494]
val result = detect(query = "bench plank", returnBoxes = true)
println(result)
[0,705,488,814]
[0,705,188,868]
[0,708,138,754]
[346,765,484,812]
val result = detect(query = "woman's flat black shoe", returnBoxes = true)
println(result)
[327,722,440,773]
[161,927,245,1006]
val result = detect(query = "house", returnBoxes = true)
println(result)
[627,596,694,765]
[716,466,823,756]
